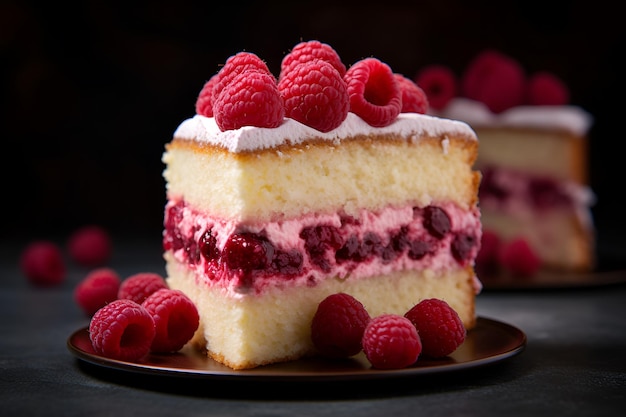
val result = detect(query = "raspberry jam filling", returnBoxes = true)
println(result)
[163,200,481,295]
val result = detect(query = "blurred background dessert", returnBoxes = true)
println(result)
[415,50,595,279]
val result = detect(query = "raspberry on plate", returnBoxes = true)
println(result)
[310,293,371,358]
[142,289,199,353]
[19,240,66,286]
[344,58,402,127]
[74,268,121,316]
[404,298,465,358]
[118,272,168,304]
[89,299,155,362]
[278,59,349,132]
[67,225,112,267]
[362,314,422,369]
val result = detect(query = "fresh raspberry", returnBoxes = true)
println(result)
[19,240,66,286]
[142,288,199,353]
[362,314,421,369]
[475,229,501,275]
[118,272,168,305]
[310,293,371,358]
[344,58,402,127]
[414,65,457,111]
[526,71,570,106]
[278,59,349,132]
[89,299,155,362]
[74,268,121,316]
[195,74,218,117]
[211,51,273,102]
[498,237,541,277]
[280,40,347,80]
[461,50,526,113]
[404,298,466,358]
[67,225,112,267]
[213,70,285,131]
[394,74,429,114]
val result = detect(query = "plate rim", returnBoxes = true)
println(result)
[67,316,526,382]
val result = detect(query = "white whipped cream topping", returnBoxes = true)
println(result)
[431,98,593,136]
[173,112,477,152]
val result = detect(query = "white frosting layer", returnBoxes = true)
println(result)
[432,98,593,136]
[173,112,477,152]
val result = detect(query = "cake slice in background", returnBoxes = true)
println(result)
[162,41,482,369]
[416,50,595,281]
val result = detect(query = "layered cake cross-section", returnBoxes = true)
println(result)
[162,41,482,369]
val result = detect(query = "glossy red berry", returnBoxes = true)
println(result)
[89,299,155,362]
[404,298,466,358]
[362,314,422,369]
[195,74,218,117]
[213,70,284,131]
[394,73,429,114]
[142,289,199,353]
[211,51,273,102]
[279,59,349,132]
[344,58,402,127]
[222,232,275,271]
[311,293,371,358]
[118,272,168,305]
[74,268,121,316]
[280,40,346,79]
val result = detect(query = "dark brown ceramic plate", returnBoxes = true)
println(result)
[67,317,525,382]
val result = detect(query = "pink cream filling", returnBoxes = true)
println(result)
[163,200,481,297]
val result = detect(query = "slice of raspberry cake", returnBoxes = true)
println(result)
[162,41,482,370]
[417,50,595,279]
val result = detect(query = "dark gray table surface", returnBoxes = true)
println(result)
[2,238,625,417]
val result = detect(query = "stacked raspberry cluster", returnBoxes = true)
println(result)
[311,293,466,369]
[195,40,428,132]
[74,269,199,362]
[415,49,571,113]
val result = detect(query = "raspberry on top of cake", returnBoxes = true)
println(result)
[162,40,482,369]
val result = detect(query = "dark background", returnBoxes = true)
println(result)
[2,0,624,252]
